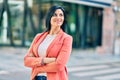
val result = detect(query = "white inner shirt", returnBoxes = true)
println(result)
[38,34,56,58]
[37,34,56,76]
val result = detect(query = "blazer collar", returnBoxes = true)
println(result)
[46,29,64,56]
[34,31,48,57]
[35,29,64,57]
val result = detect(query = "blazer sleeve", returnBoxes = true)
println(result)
[35,35,73,72]
[24,34,43,68]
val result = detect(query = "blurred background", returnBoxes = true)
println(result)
[0,0,120,53]
[0,0,120,80]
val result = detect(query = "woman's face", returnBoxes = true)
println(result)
[50,9,64,28]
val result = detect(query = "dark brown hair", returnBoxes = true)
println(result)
[45,5,67,31]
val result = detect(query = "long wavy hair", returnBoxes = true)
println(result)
[45,5,67,32]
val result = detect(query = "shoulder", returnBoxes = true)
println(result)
[63,32,73,41]
[34,32,45,38]
[35,33,42,37]
[33,32,46,42]
[64,32,72,39]
[61,32,73,46]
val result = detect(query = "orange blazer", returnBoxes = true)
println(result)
[24,29,73,80]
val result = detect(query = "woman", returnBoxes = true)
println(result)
[24,5,73,80]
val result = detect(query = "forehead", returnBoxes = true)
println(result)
[54,9,63,14]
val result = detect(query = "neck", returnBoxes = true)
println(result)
[49,28,60,35]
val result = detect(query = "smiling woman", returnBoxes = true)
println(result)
[24,5,73,80]
[50,9,64,30]
[45,5,67,32]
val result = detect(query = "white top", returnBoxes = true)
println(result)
[38,34,56,57]
[37,34,56,76]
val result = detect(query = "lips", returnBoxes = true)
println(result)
[55,20,63,24]
[56,21,61,24]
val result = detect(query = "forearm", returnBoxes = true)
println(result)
[43,57,56,64]
[24,57,42,67]
[35,62,64,73]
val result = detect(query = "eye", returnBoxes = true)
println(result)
[59,13,64,17]
[52,13,57,17]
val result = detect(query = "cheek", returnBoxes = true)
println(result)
[50,19,54,24]
[62,17,64,22]
[50,18,55,22]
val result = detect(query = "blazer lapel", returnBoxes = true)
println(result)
[46,29,64,56]
[34,32,48,57]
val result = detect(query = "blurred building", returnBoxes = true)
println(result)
[0,0,120,54]
[112,0,120,55]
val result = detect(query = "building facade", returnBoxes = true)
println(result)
[0,0,119,54]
